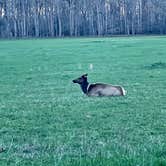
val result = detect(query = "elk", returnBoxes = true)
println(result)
[72,74,126,97]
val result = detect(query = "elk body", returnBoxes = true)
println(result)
[72,74,126,97]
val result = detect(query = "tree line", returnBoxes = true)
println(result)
[0,0,166,38]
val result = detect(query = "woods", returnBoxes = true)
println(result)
[0,0,166,38]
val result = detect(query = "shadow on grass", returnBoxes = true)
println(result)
[145,62,166,70]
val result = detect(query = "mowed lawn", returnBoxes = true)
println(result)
[0,37,166,166]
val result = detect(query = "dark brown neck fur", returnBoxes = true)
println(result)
[80,80,89,94]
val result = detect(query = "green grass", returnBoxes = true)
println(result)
[0,36,166,166]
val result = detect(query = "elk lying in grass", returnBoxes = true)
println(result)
[72,74,126,97]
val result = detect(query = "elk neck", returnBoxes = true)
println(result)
[80,80,89,94]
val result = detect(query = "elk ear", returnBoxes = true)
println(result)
[82,73,88,78]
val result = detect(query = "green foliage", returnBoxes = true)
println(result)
[0,36,166,166]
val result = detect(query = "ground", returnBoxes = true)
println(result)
[0,36,166,166]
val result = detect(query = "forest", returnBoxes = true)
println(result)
[0,0,166,38]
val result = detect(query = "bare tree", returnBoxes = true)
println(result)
[0,0,166,38]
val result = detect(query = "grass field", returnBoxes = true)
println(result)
[0,36,166,166]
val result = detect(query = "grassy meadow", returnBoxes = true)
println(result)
[0,36,166,166]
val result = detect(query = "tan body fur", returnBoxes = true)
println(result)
[87,83,126,97]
